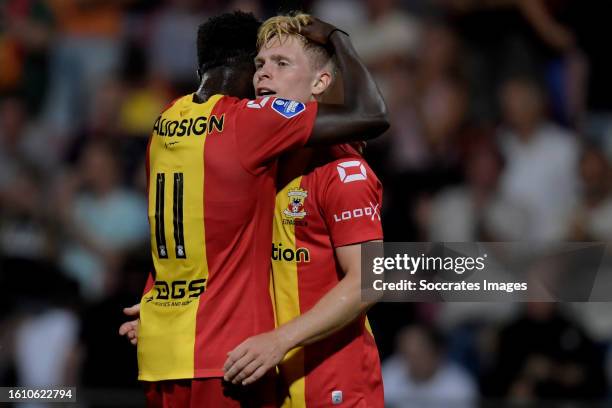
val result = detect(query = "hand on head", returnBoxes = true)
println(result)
[299,17,338,45]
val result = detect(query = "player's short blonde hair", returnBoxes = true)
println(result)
[257,13,335,73]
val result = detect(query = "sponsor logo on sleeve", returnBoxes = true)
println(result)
[246,96,271,109]
[337,160,367,183]
[333,201,380,223]
[271,98,306,118]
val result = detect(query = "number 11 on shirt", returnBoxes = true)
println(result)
[154,172,187,260]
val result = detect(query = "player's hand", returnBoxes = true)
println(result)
[223,331,290,385]
[299,17,338,46]
[118,303,140,345]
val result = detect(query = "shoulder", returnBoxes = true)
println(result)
[159,94,192,115]
[234,96,312,118]
[163,94,245,113]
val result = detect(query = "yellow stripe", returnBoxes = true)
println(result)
[272,177,306,408]
[365,316,373,336]
[138,94,222,380]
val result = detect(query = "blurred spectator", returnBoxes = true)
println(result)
[62,78,126,171]
[486,302,607,400]
[84,79,125,140]
[118,43,169,138]
[375,22,469,241]
[447,0,580,122]
[65,75,152,181]
[43,0,131,134]
[56,140,148,301]
[0,95,33,179]
[564,147,612,346]
[0,94,58,183]
[383,324,477,408]
[437,302,516,381]
[79,250,149,388]
[568,147,612,241]
[0,95,61,261]
[0,257,81,408]
[113,43,168,182]
[417,21,462,87]
[559,2,612,152]
[387,22,466,174]
[14,309,79,389]
[0,167,55,260]
[497,75,579,241]
[312,0,366,29]
[350,0,421,67]
[426,142,528,241]
[147,0,208,93]
[0,0,54,114]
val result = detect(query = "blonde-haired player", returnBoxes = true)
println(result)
[224,13,385,408]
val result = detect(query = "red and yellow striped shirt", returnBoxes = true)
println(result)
[272,146,384,407]
[138,94,317,381]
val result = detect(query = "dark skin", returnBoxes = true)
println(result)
[195,60,257,102]
[196,17,389,145]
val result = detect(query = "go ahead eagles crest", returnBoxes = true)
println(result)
[283,188,308,219]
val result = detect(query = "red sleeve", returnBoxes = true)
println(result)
[321,158,383,247]
[142,271,155,295]
[234,96,318,173]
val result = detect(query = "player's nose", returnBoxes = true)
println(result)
[256,65,272,82]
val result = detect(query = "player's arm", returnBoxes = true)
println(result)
[223,242,380,385]
[303,18,389,145]
[272,242,379,344]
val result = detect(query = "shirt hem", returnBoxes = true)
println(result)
[138,368,225,382]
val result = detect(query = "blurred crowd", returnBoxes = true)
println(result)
[1,0,612,406]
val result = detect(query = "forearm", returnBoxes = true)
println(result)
[222,241,382,384]
[275,273,373,349]
[308,30,389,144]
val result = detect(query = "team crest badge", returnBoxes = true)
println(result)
[283,188,308,219]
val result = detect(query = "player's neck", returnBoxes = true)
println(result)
[195,67,254,102]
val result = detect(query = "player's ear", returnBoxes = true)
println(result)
[311,70,332,97]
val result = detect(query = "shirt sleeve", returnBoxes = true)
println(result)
[234,97,318,173]
[321,158,383,247]
[142,271,155,296]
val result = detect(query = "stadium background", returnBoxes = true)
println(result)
[1,0,612,406]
